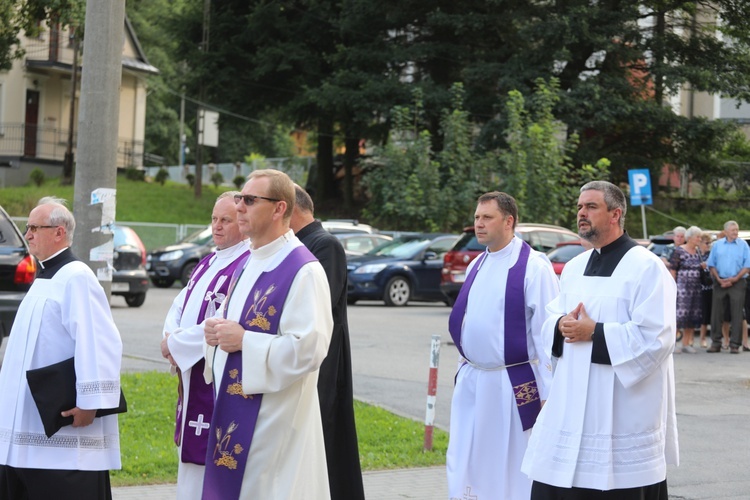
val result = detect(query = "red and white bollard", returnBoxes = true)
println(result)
[424,334,441,451]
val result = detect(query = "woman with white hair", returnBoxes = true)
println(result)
[669,225,704,353]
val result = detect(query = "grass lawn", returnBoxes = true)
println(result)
[113,371,448,486]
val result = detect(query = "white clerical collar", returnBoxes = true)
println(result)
[215,239,249,260]
[250,229,294,259]
[486,236,517,258]
[39,247,70,269]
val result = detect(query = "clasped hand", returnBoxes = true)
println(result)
[205,317,245,353]
[560,303,596,343]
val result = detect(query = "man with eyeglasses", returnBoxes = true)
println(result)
[160,191,249,500]
[201,169,333,499]
[0,197,123,499]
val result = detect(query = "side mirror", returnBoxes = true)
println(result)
[423,251,438,261]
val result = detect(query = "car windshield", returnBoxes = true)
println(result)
[183,226,213,245]
[368,238,431,258]
[547,244,585,263]
[112,226,140,248]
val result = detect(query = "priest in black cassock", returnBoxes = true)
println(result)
[290,185,365,500]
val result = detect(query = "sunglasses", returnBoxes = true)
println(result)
[25,224,59,234]
[233,194,280,206]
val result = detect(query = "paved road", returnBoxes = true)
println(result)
[3,287,749,498]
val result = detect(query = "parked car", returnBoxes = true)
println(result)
[546,241,587,276]
[347,233,459,306]
[647,235,674,257]
[334,232,393,258]
[147,225,214,288]
[111,224,150,307]
[321,219,374,234]
[0,205,37,340]
[440,223,579,303]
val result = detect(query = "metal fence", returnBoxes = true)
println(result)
[10,216,205,251]
[143,157,314,187]
[0,123,145,168]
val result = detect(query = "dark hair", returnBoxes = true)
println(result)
[477,191,518,229]
[294,184,314,214]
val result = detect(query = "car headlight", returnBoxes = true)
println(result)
[354,263,388,274]
[160,250,184,261]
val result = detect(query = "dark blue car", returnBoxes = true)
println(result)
[346,234,459,306]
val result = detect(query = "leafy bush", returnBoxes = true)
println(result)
[154,168,170,186]
[185,173,195,188]
[210,172,224,187]
[29,168,45,187]
[233,175,245,189]
[124,166,145,181]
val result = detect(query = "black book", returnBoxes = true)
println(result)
[26,357,127,438]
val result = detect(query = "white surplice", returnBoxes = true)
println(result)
[204,230,333,500]
[447,237,559,500]
[0,261,122,470]
[522,244,679,490]
[163,239,248,500]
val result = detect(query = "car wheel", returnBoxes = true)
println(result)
[181,261,198,287]
[150,277,175,288]
[347,296,358,305]
[125,293,146,308]
[384,276,410,306]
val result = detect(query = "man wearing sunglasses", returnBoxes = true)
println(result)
[0,197,123,499]
[160,191,249,500]
[202,169,333,499]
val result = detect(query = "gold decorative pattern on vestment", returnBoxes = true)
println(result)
[213,421,243,469]
[225,366,252,399]
[513,380,539,406]
[243,284,277,331]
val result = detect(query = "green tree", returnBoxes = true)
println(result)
[499,79,609,228]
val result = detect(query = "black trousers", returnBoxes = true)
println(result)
[0,465,112,500]
[531,479,668,500]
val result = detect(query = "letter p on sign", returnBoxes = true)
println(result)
[628,169,652,206]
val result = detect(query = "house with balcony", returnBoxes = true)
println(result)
[0,16,158,187]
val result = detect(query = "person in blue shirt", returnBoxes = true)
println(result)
[706,221,750,353]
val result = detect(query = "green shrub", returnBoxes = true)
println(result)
[154,168,170,186]
[185,173,196,187]
[210,172,224,187]
[124,166,145,181]
[29,168,45,187]
[233,175,245,189]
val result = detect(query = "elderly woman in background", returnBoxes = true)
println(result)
[670,226,704,353]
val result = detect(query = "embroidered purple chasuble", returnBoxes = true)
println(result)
[202,246,316,500]
[448,241,541,430]
[174,250,250,465]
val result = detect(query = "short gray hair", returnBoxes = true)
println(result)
[217,190,240,203]
[724,220,739,231]
[37,196,75,244]
[685,226,702,239]
[580,181,627,230]
[673,226,686,236]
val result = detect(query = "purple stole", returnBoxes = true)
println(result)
[202,245,317,500]
[448,240,541,431]
[174,250,250,465]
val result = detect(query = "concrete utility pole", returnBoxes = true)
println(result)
[72,0,126,297]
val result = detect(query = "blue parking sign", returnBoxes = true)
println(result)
[628,169,652,206]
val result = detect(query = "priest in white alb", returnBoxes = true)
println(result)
[201,169,333,499]
[0,197,122,499]
[160,191,249,500]
[522,181,678,500]
[447,191,559,500]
